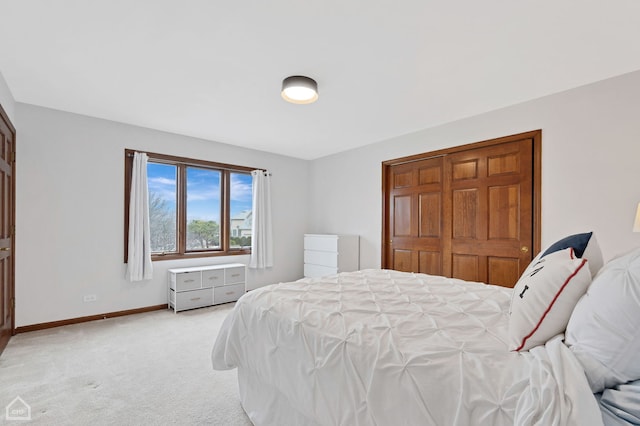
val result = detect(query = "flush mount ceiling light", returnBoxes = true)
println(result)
[281,75,318,104]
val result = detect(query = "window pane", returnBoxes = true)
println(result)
[186,167,222,250]
[147,162,177,253]
[229,172,253,250]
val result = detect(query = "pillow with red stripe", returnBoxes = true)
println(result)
[508,247,592,351]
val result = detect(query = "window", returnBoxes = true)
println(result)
[125,150,255,261]
[147,162,177,253]
[185,167,222,251]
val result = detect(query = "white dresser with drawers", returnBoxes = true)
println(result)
[303,234,359,278]
[168,263,246,312]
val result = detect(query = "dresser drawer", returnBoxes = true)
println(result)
[214,283,245,304]
[225,266,245,285]
[304,250,338,268]
[171,288,213,311]
[173,271,202,291]
[304,263,338,278]
[202,269,225,288]
[304,235,338,252]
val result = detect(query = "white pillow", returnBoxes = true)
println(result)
[565,247,640,392]
[508,248,592,351]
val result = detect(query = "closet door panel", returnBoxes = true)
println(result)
[446,139,533,286]
[488,257,520,288]
[419,192,441,238]
[394,195,413,237]
[452,189,479,239]
[393,249,415,272]
[419,251,441,276]
[488,185,520,240]
[452,254,479,282]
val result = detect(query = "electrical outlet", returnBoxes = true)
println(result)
[83,294,97,302]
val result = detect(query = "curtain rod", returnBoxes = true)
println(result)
[126,151,270,175]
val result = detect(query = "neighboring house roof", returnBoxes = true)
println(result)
[231,210,251,221]
[231,210,252,233]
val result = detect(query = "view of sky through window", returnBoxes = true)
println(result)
[146,164,253,220]
[186,167,222,223]
[229,172,253,217]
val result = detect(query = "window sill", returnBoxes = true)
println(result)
[150,250,251,262]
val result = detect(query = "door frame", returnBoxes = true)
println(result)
[0,101,16,355]
[381,130,542,269]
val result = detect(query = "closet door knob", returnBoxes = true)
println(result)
[521,246,529,253]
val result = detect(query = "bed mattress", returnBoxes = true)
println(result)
[212,269,601,425]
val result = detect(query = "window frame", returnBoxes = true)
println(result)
[124,149,256,262]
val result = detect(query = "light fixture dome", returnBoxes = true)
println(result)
[281,75,318,104]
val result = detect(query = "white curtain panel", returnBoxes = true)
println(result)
[249,170,273,269]
[126,152,153,281]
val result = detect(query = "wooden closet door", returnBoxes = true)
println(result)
[385,156,444,275]
[444,139,533,286]
[382,131,539,288]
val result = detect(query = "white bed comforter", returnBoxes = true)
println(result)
[212,269,602,426]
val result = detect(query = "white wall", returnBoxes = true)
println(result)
[15,104,309,327]
[309,70,640,268]
[0,70,15,123]
[13,69,640,327]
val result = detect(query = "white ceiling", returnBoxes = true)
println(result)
[1,1,640,160]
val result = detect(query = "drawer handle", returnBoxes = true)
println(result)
[231,274,240,277]
[225,291,235,296]
[183,279,195,283]
[190,297,201,301]
[208,276,219,280]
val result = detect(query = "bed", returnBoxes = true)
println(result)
[212,233,640,426]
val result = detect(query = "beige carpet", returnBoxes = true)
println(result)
[0,304,253,425]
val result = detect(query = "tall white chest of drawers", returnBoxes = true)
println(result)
[303,234,359,278]
[168,263,246,312]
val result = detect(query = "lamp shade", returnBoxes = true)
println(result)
[281,76,318,104]
[634,203,640,232]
